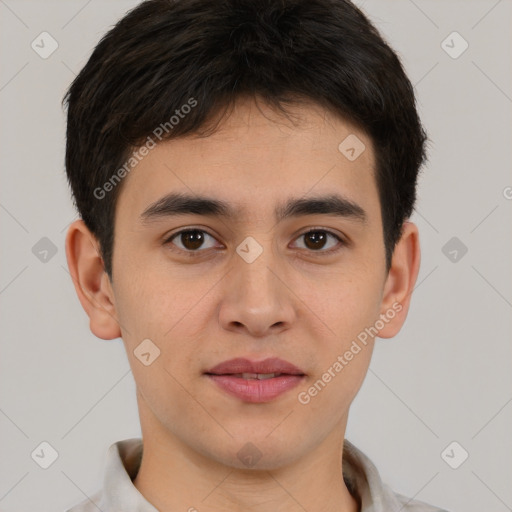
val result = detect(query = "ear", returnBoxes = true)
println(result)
[65,219,121,340]
[377,221,421,338]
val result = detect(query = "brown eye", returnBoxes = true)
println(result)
[304,231,328,250]
[293,229,343,252]
[166,229,218,252]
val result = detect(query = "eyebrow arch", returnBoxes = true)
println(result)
[139,192,367,225]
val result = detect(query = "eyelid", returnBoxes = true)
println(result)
[163,226,347,254]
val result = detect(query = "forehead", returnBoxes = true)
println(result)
[115,97,379,225]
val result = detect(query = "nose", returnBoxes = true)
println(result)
[218,237,297,338]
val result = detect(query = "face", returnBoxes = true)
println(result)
[72,96,416,470]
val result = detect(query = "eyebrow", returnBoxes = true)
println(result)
[139,192,367,225]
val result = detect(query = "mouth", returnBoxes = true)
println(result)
[204,358,306,403]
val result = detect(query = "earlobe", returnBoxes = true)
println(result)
[377,221,421,339]
[65,219,121,340]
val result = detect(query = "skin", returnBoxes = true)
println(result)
[65,96,420,512]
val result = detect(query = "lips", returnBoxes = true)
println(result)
[204,357,306,403]
[205,357,306,377]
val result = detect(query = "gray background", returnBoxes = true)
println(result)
[1,1,511,511]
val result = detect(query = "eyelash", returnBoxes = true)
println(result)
[163,227,346,256]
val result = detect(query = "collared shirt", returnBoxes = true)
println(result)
[66,438,449,512]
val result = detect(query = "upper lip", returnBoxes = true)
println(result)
[205,357,306,376]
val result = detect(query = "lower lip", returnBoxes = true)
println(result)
[206,374,305,403]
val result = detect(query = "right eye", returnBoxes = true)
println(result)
[163,229,221,253]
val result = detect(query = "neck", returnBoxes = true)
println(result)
[133,392,359,512]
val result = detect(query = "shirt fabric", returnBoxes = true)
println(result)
[66,438,449,512]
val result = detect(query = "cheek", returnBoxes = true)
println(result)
[297,281,380,416]
[300,265,383,395]
[112,259,220,395]
[112,251,212,336]
[114,266,204,419]
[317,265,384,340]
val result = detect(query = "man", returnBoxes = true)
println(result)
[63,0,448,510]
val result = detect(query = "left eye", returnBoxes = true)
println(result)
[164,229,343,253]
[292,229,343,252]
